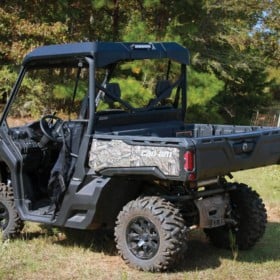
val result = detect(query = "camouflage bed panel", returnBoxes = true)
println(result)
[89,139,180,176]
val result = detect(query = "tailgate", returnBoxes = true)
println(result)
[193,129,280,180]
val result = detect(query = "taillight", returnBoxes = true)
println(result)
[184,151,196,181]
[184,151,194,171]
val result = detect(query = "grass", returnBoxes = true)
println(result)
[0,165,279,280]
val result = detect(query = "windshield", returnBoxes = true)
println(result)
[6,66,89,128]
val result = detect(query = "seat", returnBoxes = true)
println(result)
[104,83,121,106]
[147,80,173,108]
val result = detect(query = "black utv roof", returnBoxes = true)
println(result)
[23,42,190,68]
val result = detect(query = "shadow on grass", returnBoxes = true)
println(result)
[55,228,117,256]
[175,229,229,271]
[18,225,117,256]
[176,221,280,272]
[17,221,280,272]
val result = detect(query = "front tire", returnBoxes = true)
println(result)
[204,183,267,250]
[115,196,187,272]
[0,183,24,239]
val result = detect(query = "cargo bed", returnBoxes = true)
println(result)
[94,114,280,182]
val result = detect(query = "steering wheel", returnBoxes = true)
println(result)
[39,114,68,142]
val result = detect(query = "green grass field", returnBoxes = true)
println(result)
[0,165,279,280]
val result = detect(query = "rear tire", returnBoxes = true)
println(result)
[204,183,267,250]
[0,183,24,239]
[114,196,187,272]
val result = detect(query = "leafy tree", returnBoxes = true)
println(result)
[0,6,67,65]
[0,0,279,123]
[180,0,279,123]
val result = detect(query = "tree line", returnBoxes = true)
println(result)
[0,0,279,124]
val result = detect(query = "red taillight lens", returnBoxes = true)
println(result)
[184,151,194,171]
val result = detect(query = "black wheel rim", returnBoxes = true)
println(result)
[0,202,9,230]
[126,216,160,260]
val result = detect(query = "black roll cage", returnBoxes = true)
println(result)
[0,42,190,134]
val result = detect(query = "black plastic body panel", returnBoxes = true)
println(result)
[193,128,280,180]
[54,176,111,228]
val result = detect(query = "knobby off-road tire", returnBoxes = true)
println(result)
[0,183,24,240]
[204,183,267,250]
[114,196,187,272]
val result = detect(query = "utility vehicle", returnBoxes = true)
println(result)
[0,42,279,271]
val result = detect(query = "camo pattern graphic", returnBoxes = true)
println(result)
[89,139,180,176]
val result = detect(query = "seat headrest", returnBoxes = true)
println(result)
[104,83,121,103]
[155,80,172,97]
